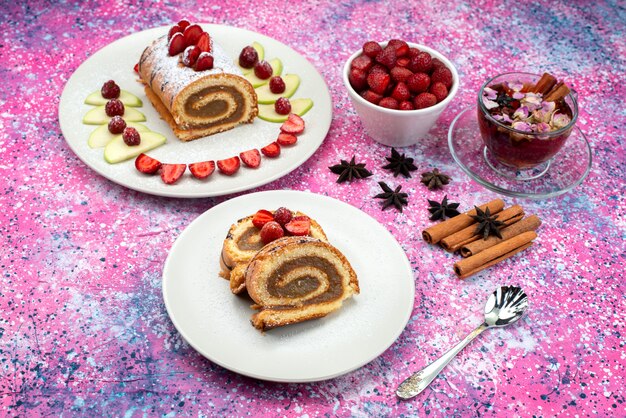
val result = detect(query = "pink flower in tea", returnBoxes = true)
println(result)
[551,112,571,129]
[511,121,533,132]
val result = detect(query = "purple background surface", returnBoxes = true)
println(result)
[1,0,624,416]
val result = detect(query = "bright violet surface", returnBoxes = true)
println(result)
[1,1,624,416]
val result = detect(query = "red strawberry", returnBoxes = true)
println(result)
[408,51,433,73]
[135,153,162,174]
[388,39,409,57]
[429,82,449,102]
[351,54,373,72]
[408,47,421,58]
[254,60,273,79]
[396,57,410,68]
[196,32,211,53]
[414,92,437,109]
[183,24,203,46]
[280,113,305,134]
[406,72,430,93]
[261,142,281,158]
[178,19,191,29]
[375,45,397,69]
[362,41,382,58]
[390,66,413,82]
[274,97,291,115]
[217,156,240,176]
[367,71,390,95]
[273,207,293,226]
[168,25,183,40]
[360,89,383,104]
[252,209,274,229]
[189,161,215,179]
[277,133,297,146]
[431,66,453,89]
[133,63,139,73]
[182,45,200,67]
[194,52,214,71]
[260,221,284,244]
[432,58,446,69]
[399,100,415,110]
[369,64,389,75]
[284,216,311,236]
[379,97,399,109]
[391,82,411,101]
[168,32,186,56]
[239,149,261,168]
[160,163,186,184]
[348,68,368,91]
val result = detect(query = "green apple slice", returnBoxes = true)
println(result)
[83,106,146,125]
[87,122,150,148]
[256,74,301,104]
[236,42,265,75]
[84,90,143,107]
[104,131,166,164]
[244,58,283,88]
[258,98,313,123]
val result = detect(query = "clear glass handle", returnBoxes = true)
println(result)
[396,323,489,400]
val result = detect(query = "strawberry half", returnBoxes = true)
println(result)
[240,149,261,168]
[261,142,281,158]
[196,32,211,53]
[252,209,274,229]
[133,63,139,73]
[168,25,183,41]
[178,19,191,29]
[217,156,240,176]
[135,153,162,174]
[168,32,186,56]
[284,216,311,236]
[189,160,215,179]
[277,133,297,146]
[194,52,214,71]
[183,24,203,46]
[160,163,186,184]
[279,113,305,134]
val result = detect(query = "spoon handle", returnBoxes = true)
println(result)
[396,323,489,400]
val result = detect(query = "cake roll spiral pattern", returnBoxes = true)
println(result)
[245,237,359,331]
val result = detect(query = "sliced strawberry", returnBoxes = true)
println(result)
[217,156,240,176]
[160,163,186,184]
[189,160,215,179]
[168,32,186,56]
[183,24,203,46]
[178,19,191,29]
[240,149,261,168]
[135,153,161,174]
[196,32,211,53]
[182,46,201,67]
[261,142,281,158]
[194,52,214,71]
[280,113,305,134]
[252,209,274,229]
[277,133,297,146]
[284,216,311,236]
[133,63,139,73]
[168,25,183,40]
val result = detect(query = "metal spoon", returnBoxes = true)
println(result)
[396,286,529,400]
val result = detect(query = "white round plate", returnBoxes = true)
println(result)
[59,24,332,198]
[162,191,415,382]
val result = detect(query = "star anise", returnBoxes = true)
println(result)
[420,168,451,190]
[382,148,418,178]
[374,182,408,212]
[427,195,460,221]
[329,156,372,183]
[471,206,504,239]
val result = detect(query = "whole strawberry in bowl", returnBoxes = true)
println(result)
[343,39,459,147]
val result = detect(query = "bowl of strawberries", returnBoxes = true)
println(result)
[343,39,458,147]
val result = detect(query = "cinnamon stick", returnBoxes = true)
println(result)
[531,72,557,95]
[544,81,571,102]
[461,215,542,258]
[440,205,525,253]
[453,231,537,279]
[422,199,505,244]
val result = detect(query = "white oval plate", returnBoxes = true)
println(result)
[162,191,415,382]
[59,24,332,198]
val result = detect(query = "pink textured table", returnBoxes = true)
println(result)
[2,1,624,416]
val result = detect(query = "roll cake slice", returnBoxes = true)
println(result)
[244,236,359,331]
[219,211,328,294]
[138,34,258,141]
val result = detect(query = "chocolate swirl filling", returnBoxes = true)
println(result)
[266,257,342,304]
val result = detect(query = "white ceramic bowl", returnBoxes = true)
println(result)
[343,42,459,147]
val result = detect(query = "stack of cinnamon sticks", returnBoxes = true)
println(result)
[422,199,541,279]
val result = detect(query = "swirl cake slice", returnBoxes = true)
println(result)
[244,236,359,331]
[220,212,328,294]
[138,35,258,141]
